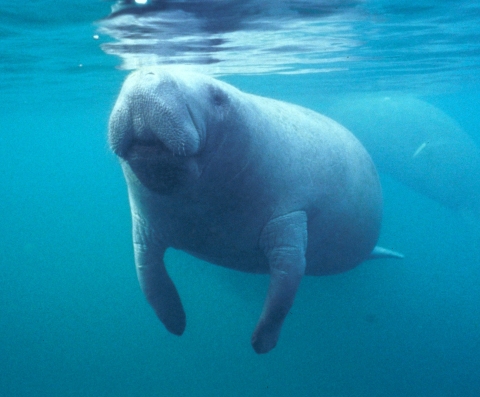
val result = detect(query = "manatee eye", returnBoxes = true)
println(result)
[209,85,227,107]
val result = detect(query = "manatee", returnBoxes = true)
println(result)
[325,95,480,215]
[109,67,402,354]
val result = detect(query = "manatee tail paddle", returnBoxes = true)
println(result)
[368,246,404,260]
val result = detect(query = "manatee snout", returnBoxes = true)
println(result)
[108,68,203,159]
[109,69,206,194]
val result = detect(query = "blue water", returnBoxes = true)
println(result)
[1,1,480,396]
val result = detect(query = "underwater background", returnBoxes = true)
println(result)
[1,1,480,396]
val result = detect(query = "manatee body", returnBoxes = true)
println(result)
[325,95,480,214]
[109,68,399,354]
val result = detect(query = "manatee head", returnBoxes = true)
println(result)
[109,67,229,194]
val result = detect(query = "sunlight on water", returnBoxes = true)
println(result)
[97,0,480,91]
[101,16,358,75]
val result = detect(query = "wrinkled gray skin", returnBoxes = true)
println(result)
[109,68,401,354]
[325,95,480,215]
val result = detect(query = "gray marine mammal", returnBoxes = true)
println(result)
[109,67,402,354]
[325,94,480,215]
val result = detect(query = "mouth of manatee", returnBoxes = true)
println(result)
[124,138,192,194]
[127,139,171,160]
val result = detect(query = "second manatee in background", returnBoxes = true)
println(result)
[326,95,480,215]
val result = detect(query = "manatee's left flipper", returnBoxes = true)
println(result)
[132,213,186,336]
[252,211,308,354]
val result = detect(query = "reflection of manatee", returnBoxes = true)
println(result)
[109,68,402,354]
[326,95,480,213]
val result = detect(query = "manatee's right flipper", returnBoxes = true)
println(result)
[368,246,404,260]
[252,211,308,354]
[132,213,186,335]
